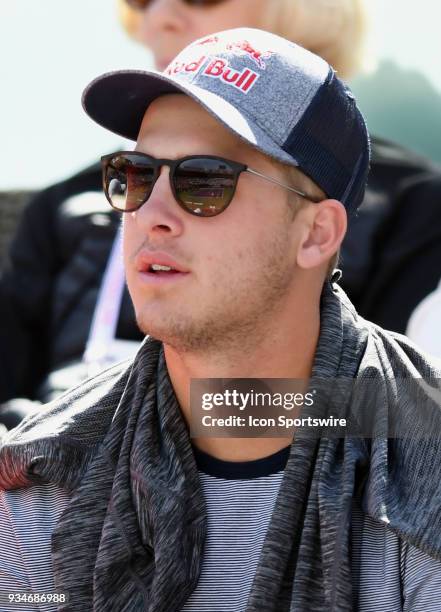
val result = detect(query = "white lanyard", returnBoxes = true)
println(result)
[83,229,131,373]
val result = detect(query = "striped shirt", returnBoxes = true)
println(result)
[1,445,441,611]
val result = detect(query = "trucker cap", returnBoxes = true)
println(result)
[82,27,370,212]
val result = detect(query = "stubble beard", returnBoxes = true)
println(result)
[135,222,295,358]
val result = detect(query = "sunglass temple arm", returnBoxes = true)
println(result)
[245,168,320,203]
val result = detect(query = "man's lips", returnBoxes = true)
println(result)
[134,250,190,284]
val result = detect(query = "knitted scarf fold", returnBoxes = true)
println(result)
[1,281,441,611]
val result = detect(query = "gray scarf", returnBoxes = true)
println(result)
[1,282,441,611]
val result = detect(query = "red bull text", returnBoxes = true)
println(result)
[165,56,260,94]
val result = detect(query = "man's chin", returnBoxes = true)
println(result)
[135,312,218,354]
[135,313,189,349]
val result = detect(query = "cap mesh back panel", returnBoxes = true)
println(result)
[282,70,370,212]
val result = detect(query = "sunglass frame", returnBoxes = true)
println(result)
[101,152,247,217]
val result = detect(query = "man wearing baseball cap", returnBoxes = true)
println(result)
[1,28,441,611]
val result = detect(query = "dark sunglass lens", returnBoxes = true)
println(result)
[105,154,155,212]
[124,0,150,10]
[174,158,236,216]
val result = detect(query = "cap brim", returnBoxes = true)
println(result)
[82,69,299,168]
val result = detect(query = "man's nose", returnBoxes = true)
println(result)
[129,165,185,238]
[136,0,183,49]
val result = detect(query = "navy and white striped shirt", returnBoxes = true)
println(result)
[1,445,441,611]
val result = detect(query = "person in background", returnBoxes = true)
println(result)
[0,0,439,427]
[405,175,441,359]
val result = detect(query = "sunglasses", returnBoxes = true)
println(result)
[125,0,226,10]
[101,152,320,218]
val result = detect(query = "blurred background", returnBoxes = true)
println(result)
[1,0,441,193]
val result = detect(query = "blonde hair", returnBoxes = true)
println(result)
[118,0,139,38]
[118,0,368,78]
[261,0,368,78]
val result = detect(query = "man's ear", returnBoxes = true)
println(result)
[296,199,347,270]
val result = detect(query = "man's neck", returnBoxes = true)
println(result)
[164,301,321,462]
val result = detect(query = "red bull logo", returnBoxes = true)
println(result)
[164,55,260,94]
[226,39,273,69]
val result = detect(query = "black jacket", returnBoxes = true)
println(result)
[0,137,439,403]
[0,164,142,403]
